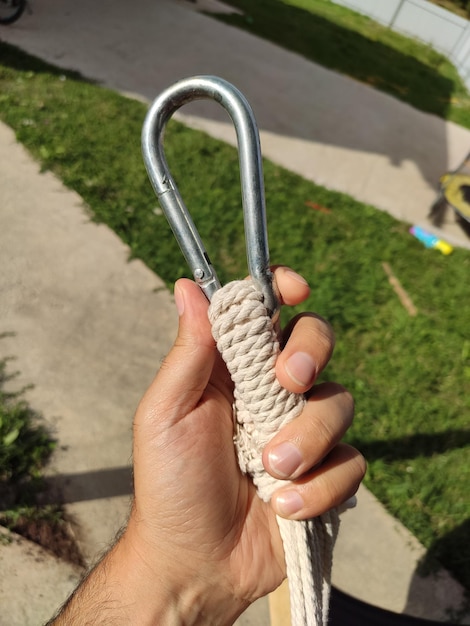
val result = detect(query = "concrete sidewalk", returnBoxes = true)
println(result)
[0,0,469,623]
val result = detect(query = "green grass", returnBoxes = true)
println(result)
[206,0,470,130]
[0,42,469,594]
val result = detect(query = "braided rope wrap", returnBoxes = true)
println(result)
[208,279,339,626]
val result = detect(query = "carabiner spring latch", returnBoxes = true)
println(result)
[141,75,279,319]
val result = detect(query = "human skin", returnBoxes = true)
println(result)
[50,267,366,625]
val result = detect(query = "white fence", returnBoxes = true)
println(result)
[331,0,470,89]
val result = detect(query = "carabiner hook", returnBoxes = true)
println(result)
[141,75,279,319]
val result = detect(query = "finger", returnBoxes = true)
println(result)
[136,279,216,427]
[263,383,354,480]
[275,314,335,393]
[271,444,366,520]
[272,266,310,306]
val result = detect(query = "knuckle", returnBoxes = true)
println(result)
[311,413,337,451]
[340,444,368,482]
[310,316,335,354]
[350,448,368,480]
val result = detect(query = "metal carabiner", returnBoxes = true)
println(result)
[141,75,279,319]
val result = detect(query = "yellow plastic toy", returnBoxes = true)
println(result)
[430,152,470,226]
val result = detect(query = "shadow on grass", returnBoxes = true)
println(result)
[348,429,470,462]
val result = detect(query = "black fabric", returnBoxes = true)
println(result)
[329,586,458,626]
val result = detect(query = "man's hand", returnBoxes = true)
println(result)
[51,268,365,625]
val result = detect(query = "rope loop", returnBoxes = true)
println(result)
[208,279,340,626]
[209,279,304,500]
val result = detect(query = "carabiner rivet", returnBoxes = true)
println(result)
[141,75,279,320]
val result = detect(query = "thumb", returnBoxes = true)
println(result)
[137,279,217,427]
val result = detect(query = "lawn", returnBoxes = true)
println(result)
[0,41,469,594]
[206,0,470,130]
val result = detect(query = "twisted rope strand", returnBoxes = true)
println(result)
[208,279,339,626]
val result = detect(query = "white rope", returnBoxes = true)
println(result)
[208,279,339,626]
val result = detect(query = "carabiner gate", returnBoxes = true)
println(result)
[141,75,279,320]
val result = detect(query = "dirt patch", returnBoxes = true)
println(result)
[4,513,86,568]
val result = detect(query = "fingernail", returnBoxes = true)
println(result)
[275,490,304,517]
[174,283,184,316]
[285,352,317,387]
[338,495,358,514]
[285,270,309,287]
[268,442,302,478]
[344,495,357,509]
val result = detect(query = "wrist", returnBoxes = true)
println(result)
[51,527,247,626]
[115,524,249,626]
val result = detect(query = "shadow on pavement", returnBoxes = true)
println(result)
[41,467,133,504]
[408,519,470,612]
